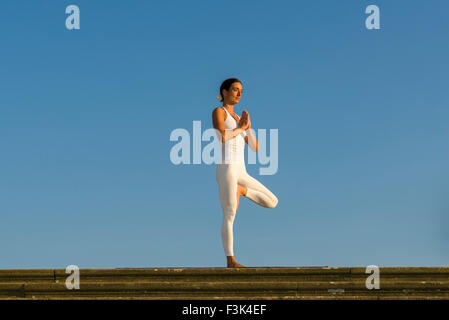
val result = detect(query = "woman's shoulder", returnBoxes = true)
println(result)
[212,106,226,116]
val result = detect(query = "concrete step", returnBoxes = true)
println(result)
[1,267,448,299]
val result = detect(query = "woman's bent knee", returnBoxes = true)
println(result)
[269,196,279,208]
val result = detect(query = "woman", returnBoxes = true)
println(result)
[212,78,279,268]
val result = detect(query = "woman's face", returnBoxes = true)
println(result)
[223,82,243,104]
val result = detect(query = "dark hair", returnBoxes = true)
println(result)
[219,78,242,102]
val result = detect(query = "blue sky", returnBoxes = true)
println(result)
[1,0,448,268]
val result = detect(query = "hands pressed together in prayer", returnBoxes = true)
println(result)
[239,110,251,130]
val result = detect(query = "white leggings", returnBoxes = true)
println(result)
[216,163,278,256]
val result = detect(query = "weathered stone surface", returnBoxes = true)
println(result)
[0,267,448,300]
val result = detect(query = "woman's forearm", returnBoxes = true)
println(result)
[246,128,258,152]
[221,127,245,142]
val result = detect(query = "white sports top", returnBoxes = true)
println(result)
[219,106,247,164]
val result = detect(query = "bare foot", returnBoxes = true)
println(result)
[227,256,248,268]
[235,185,247,212]
[227,261,247,268]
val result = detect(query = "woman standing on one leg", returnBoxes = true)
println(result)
[212,78,279,268]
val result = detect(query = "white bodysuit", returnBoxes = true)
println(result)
[215,106,278,257]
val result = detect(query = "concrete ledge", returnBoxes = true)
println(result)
[0,267,448,300]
